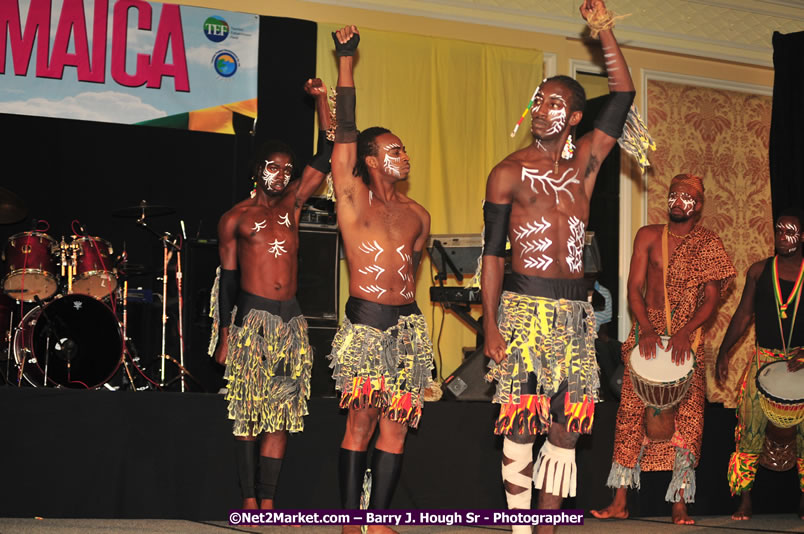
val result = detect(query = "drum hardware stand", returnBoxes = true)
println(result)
[118,280,137,389]
[136,214,187,391]
[58,236,79,295]
[32,295,80,387]
[4,306,14,386]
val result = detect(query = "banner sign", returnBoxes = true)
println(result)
[0,0,258,133]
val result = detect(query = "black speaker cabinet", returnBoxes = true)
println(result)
[297,226,339,322]
[441,347,496,401]
[182,228,340,393]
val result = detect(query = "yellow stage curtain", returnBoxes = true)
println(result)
[646,80,773,407]
[316,24,543,378]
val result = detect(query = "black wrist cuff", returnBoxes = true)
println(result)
[219,268,239,327]
[335,87,357,143]
[332,32,360,56]
[482,202,511,257]
[594,90,635,138]
[309,130,333,174]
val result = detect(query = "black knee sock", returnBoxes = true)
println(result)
[234,439,257,499]
[257,457,282,501]
[339,448,367,509]
[369,449,403,509]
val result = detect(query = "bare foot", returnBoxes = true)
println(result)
[590,487,628,519]
[671,501,694,525]
[259,498,274,510]
[342,526,362,534]
[590,503,629,520]
[731,491,751,520]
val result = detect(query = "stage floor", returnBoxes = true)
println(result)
[1,516,803,533]
[1,388,802,523]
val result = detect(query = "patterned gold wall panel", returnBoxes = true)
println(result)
[646,79,774,407]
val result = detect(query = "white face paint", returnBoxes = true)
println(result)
[251,220,267,233]
[261,160,293,189]
[776,221,801,246]
[267,239,287,258]
[382,144,403,178]
[521,167,580,204]
[532,89,569,137]
[668,191,696,216]
[545,94,568,135]
[565,217,585,273]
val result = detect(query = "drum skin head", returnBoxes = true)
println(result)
[758,361,804,402]
[629,336,694,382]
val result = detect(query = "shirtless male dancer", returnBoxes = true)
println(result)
[211,78,332,509]
[329,25,434,534]
[482,2,635,532]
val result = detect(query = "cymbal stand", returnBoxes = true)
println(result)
[4,307,13,386]
[136,214,185,390]
[175,250,186,391]
[119,280,136,388]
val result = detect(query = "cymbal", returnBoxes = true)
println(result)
[0,186,28,224]
[112,200,175,218]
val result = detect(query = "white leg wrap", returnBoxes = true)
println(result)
[533,440,577,498]
[502,438,533,534]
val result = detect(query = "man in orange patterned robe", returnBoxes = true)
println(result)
[591,174,735,524]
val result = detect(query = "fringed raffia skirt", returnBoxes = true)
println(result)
[329,299,434,428]
[224,305,312,437]
[486,290,599,436]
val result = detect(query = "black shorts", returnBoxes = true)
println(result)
[345,296,421,331]
[234,291,302,326]
[504,272,587,301]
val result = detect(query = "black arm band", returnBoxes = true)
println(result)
[482,202,511,257]
[411,250,422,274]
[593,90,635,138]
[309,130,333,174]
[335,87,357,143]
[219,269,239,327]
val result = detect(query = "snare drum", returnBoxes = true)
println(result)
[71,236,117,299]
[2,231,58,301]
[13,294,122,388]
[756,360,804,429]
[628,337,695,411]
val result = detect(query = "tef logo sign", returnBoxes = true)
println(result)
[204,16,229,42]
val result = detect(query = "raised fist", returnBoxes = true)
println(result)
[332,25,360,56]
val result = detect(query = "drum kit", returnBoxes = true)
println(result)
[1,190,194,391]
